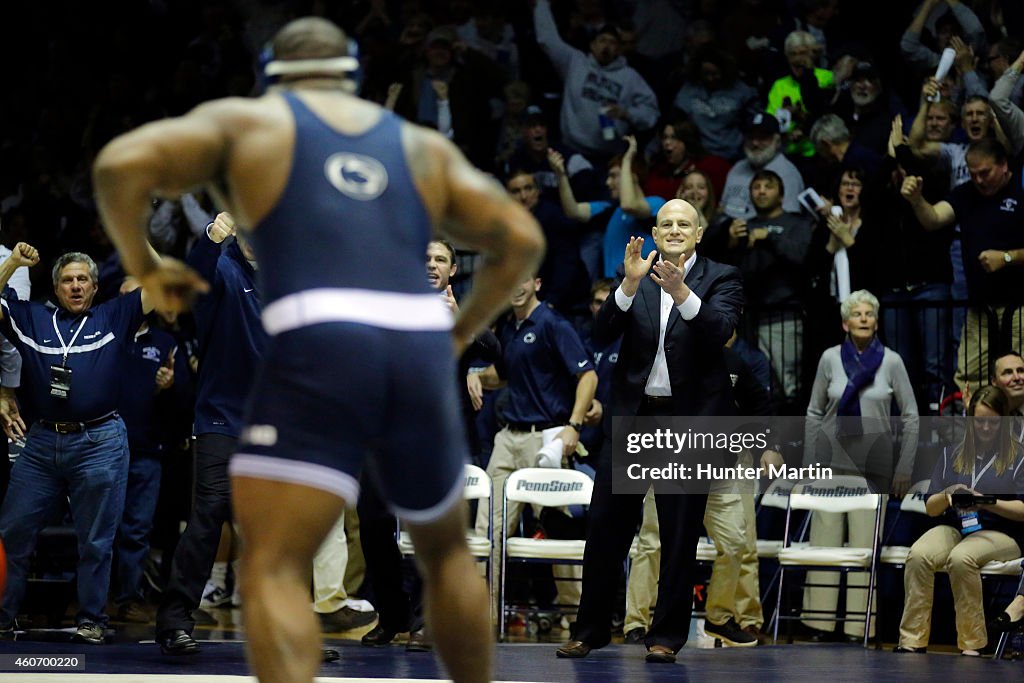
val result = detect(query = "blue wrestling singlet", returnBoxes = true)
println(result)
[229,91,466,522]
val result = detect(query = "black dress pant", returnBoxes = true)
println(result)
[156,433,235,635]
[572,438,707,652]
[357,470,424,633]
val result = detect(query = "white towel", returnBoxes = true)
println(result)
[536,426,565,468]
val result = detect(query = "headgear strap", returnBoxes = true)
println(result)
[264,56,359,77]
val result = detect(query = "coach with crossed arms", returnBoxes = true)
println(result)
[557,198,744,663]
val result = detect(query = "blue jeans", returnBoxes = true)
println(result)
[881,284,953,408]
[115,451,162,603]
[0,418,129,627]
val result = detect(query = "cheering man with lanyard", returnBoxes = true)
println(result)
[0,244,158,645]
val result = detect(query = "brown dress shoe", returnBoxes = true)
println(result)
[406,629,432,652]
[556,640,592,658]
[645,644,676,664]
[742,625,773,646]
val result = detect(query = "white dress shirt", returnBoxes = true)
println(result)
[613,252,701,396]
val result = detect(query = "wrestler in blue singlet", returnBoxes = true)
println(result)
[230,92,467,521]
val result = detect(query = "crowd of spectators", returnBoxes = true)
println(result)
[1,0,1024,656]
[6,0,1024,411]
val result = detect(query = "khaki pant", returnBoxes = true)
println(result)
[312,509,366,613]
[898,526,1021,651]
[624,488,660,634]
[955,305,1024,395]
[625,486,763,632]
[801,502,886,637]
[474,428,582,623]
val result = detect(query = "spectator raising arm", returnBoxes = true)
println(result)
[900,175,955,231]
[901,0,985,73]
[908,79,943,158]
[990,50,1024,157]
[951,35,988,99]
[618,136,651,217]
[549,148,592,222]
[0,243,40,321]
[532,0,576,79]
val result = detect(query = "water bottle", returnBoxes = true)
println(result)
[599,107,617,141]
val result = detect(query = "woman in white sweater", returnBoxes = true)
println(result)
[801,289,920,641]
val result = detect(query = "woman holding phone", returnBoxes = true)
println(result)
[895,385,1024,656]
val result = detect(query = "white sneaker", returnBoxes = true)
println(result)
[200,584,231,608]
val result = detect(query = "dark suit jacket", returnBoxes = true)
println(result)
[592,255,744,418]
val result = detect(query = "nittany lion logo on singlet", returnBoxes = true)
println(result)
[324,153,389,200]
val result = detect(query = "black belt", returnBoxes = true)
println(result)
[505,420,564,433]
[642,395,673,406]
[39,412,119,434]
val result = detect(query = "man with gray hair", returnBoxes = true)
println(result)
[809,113,884,176]
[767,30,833,157]
[0,244,157,645]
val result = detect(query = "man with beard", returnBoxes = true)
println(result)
[720,113,806,219]
[832,62,908,156]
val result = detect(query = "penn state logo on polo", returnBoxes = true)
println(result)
[324,153,388,201]
[523,332,537,344]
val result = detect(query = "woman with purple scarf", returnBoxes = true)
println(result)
[800,290,920,642]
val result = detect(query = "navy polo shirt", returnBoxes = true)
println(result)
[947,175,1024,304]
[119,322,178,454]
[188,237,267,438]
[0,289,144,423]
[497,303,593,424]
[928,448,1024,548]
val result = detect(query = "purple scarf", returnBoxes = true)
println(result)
[837,336,884,436]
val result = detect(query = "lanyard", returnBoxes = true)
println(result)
[971,454,997,489]
[52,309,86,366]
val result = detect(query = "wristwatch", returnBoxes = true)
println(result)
[1004,251,1013,264]
[568,421,583,433]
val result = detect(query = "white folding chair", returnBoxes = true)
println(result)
[398,464,494,609]
[499,467,593,640]
[878,480,931,568]
[758,476,819,630]
[771,476,883,647]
